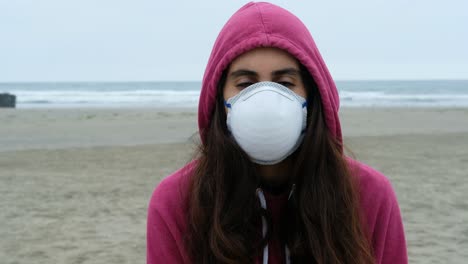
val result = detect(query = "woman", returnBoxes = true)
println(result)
[147,2,407,263]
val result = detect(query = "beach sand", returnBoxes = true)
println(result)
[1,107,467,263]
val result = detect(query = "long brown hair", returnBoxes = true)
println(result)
[186,65,375,263]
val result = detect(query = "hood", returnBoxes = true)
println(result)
[198,1,342,147]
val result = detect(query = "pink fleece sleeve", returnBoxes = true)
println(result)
[147,201,184,263]
[352,159,408,264]
[346,157,408,263]
[146,165,193,264]
[372,182,408,264]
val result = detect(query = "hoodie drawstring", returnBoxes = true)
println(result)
[256,184,295,264]
[256,188,269,264]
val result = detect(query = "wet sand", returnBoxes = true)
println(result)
[1,107,467,263]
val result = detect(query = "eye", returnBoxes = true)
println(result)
[236,82,254,88]
[277,81,295,87]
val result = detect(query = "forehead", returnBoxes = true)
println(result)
[228,47,299,72]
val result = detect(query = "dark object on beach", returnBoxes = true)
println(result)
[0,93,16,108]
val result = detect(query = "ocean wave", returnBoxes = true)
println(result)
[13,89,200,107]
[2,81,467,108]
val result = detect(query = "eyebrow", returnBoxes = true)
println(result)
[272,68,300,77]
[229,67,300,78]
[229,69,257,78]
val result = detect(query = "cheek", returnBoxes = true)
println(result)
[223,83,240,101]
[295,85,307,99]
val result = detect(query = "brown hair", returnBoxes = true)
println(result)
[186,65,374,263]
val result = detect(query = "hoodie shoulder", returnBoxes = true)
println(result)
[346,157,395,203]
[146,161,196,264]
[346,157,408,264]
[346,156,398,225]
[149,163,193,211]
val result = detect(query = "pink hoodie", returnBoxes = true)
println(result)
[147,2,408,263]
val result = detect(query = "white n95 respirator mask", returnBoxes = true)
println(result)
[225,81,308,165]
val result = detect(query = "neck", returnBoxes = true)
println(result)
[256,158,292,190]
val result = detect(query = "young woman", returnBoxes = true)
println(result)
[147,2,407,264]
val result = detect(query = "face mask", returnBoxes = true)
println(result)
[225,81,307,165]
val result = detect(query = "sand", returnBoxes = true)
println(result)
[1,107,467,263]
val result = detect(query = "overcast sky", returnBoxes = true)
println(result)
[1,0,467,82]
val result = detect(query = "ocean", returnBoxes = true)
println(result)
[1,80,467,108]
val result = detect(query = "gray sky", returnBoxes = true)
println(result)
[1,0,467,82]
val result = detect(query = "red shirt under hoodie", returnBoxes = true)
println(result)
[147,2,408,263]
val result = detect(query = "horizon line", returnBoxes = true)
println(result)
[1,78,468,84]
